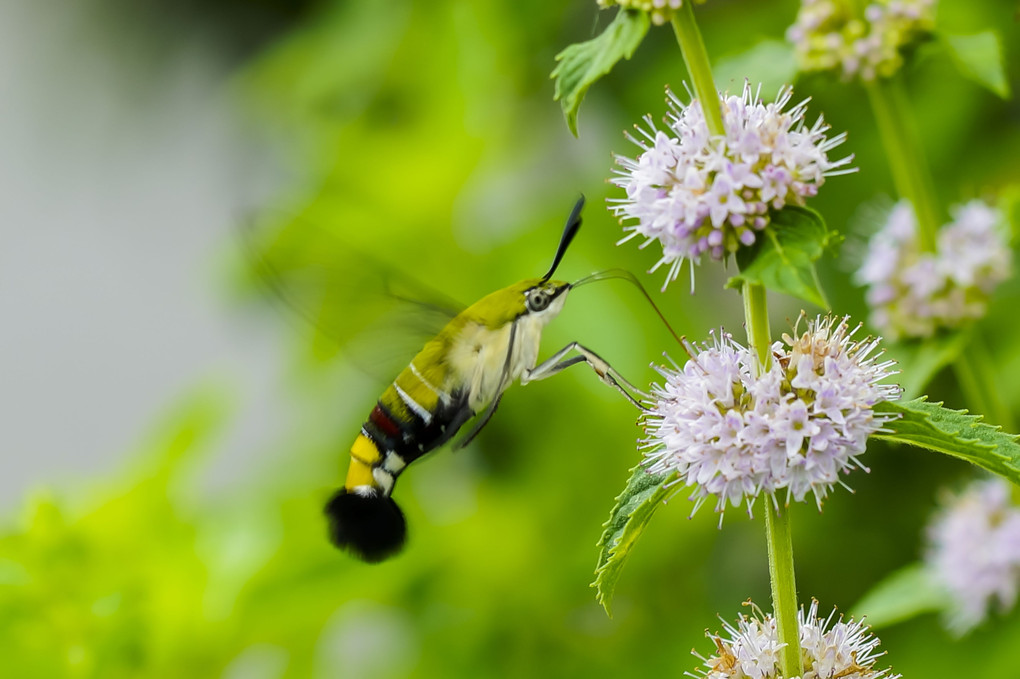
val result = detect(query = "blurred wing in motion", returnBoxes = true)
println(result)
[238,209,465,380]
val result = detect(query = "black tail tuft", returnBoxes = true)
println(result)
[325,489,407,563]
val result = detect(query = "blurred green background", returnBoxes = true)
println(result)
[2,0,1020,676]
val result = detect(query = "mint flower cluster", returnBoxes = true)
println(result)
[611,83,851,287]
[595,0,705,26]
[926,478,1020,634]
[642,316,900,516]
[692,600,900,679]
[855,200,1011,340]
[787,0,936,81]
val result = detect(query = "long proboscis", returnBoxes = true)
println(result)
[541,195,585,282]
[570,269,684,345]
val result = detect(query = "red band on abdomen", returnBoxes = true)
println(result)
[370,404,403,440]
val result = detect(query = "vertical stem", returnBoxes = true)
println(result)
[745,282,803,678]
[864,75,941,251]
[952,353,991,423]
[671,3,725,136]
[952,331,1016,431]
[868,77,1013,432]
[743,282,772,373]
[673,6,801,674]
[969,334,1015,432]
[765,501,802,678]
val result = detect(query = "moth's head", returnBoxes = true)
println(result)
[523,278,570,321]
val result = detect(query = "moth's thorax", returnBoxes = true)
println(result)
[444,281,569,413]
[446,321,513,412]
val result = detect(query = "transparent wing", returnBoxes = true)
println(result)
[238,209,465,380]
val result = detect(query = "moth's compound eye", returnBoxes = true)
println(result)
[527,290,550,312]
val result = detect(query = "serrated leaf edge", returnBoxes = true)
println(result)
[591,467,677,615]
[550,9,650,136]
[874,397,1020,478]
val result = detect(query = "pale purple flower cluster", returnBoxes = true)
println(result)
[787,0,936,81]
[926,478,1020,634]
[642,316,900,516]
[596,0,702,26]
[611,83,852,287]
[856,200,1011,340]
[692,600,900,678]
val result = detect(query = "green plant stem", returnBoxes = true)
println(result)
[765,501,802,679]
[673,6,801,672]
[952,331,1016,432]
[864,75,941,252]
[743,282,803,678]
[671,4,724,136]
[867,77,1015,433]
[742,282,772,373]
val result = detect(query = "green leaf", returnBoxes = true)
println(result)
[1002,184,1020,247]
[551,9,650,136]
[851,563,948,629]
[713,40,798,95]
[726,206,836,308]
[592,466,676,616]
[873,398,1020,484]
[887,331,970,400]
[942,31,1010,99]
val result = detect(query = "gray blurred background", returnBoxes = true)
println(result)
[0,0,293,509]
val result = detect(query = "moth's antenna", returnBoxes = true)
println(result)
[571,268,684,345]
[541,195,585,282]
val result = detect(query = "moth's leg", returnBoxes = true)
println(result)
[522,342,650,410]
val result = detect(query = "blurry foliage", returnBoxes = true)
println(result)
[7,0,1020,676]
[0,387,235,677]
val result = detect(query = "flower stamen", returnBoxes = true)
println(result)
[611,83,853,288]
[643,315,900,517]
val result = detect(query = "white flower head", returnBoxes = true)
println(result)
[643,315,900,518]
[595,0,705,26]
[692,600,901,678]
[787,0,936,81]
[611,83,853,288]
[855,199,1011,340]
[926,478,1020,634]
